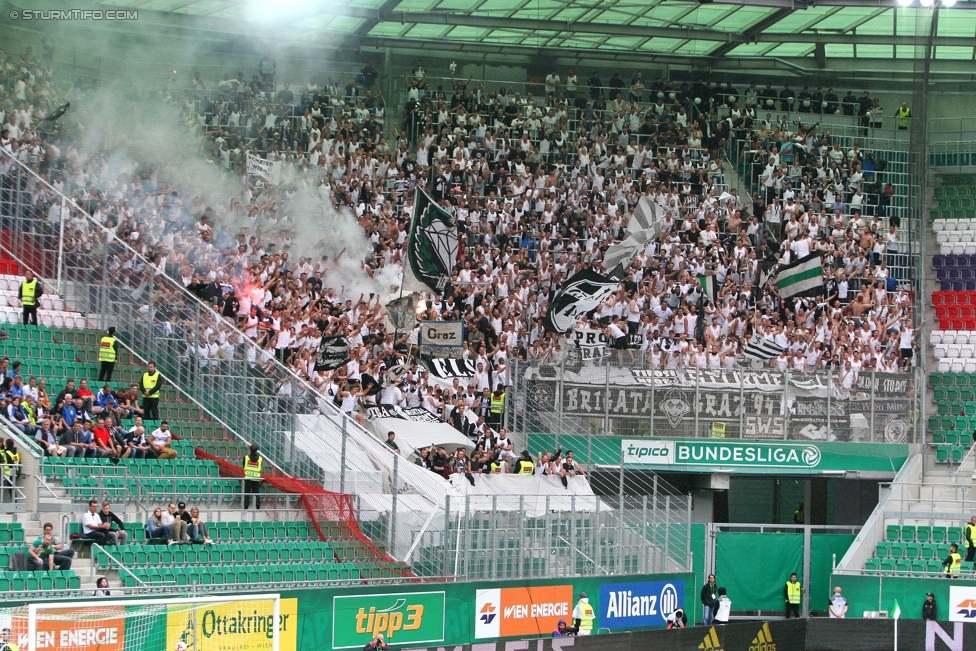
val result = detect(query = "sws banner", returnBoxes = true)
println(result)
[420,321,465,357]
[631,369,825,394]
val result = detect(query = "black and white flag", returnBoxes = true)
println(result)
[743,337,786,361]
[314,335,351,371]
[425,358,477,379]
[542,269,620,333]
[403,187,459,295]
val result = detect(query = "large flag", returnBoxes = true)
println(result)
[744,336,786,361]
[892,599,901,620]
[603,228,655,278]
[542,269,619,333]
[773,252,824,300]
[314,335,351,371]
[698,274,719,306]
[629,195,658,232]
[403,187,459,295]
[386,293,418,331]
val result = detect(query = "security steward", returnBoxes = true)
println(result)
[965,516,976,562]
[0,626,19,651]
[1,440,20,503]
[793,502,805,524]
[895,102,912,131]
[19,270,41,326]
[944,543,962,578]
[98,327,118,382]
[572,592,595,635]
[140,361,162,421]
[513,450,534,475]
[489,387,506,429]
[243,444,264,510]
[784,572,802,619]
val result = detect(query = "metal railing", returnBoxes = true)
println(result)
[511,357,922,447]
[0,148,684,580]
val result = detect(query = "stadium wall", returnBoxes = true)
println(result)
[832,573,976,621]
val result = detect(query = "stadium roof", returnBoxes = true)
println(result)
[97,0,976,62]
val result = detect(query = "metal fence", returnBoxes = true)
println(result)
[0,148,687,579]
[510,357,922,448]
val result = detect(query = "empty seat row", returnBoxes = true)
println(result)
[930,372,976,387]
[935,446,968,464]
[864,558,959,576]
[933,386,976,401]
[877,541,961,559]
[885,524,960,543]
[931,329,976,344]
[934,358,976,373]
[932,431,973,445]
[936,246,976,260]
[94,541,356,569]
[0,570,80,592]
[62,477,245,502]
[118,562,405,588]
[44,459,220,479]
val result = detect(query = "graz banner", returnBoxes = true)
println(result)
[573,328,644,360]
[419,320,464,357]
[561,384,783,436]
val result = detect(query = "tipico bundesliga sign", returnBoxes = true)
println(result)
[622,439,822,471]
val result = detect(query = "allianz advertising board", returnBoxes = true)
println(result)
[599,580,684,630]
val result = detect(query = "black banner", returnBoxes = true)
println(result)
[560,384,783,437]
[425,358,477,379]
[365,405,442,423]
[313,335,351,371]
[543,269,620,333]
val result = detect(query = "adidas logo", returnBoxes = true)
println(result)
[749,622,777,651]
[699,626,723,651]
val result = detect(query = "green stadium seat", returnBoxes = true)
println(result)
[917,526,932,543]
[950,527,964,544]
[886,524,901,541]
[890,542,907,559]
[901,526,916,542]
[937,447,951,464]
[921,544,937,560]
[895,561,911,576]
[934,527,948,543]
[963,561,975,575]
[906,542,921,559]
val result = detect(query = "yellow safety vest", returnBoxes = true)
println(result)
[897,107,911,128]
[243,456,263,480]
[786,581,801,604]
[490,462,502,473]
[947,552,962,576]
[518,461,534,475]
[490,394,505,415]
[142,371,161,399]
[794,510,805,524]
[20,280,37,307]
[577,601,595,632]
[4,451,19,478]
[2,640,19,651]
[966,524,976,549]
[99,336,117,363]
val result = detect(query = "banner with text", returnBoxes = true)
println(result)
[419,321,464,357]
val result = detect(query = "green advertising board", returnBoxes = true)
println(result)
[0,573,694,651]
[332,591,446,649]
[529,434,908,477]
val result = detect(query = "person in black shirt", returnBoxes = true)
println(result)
[384,431,400,455]
[922,593,937,621]
[842,91,857,116]
[588,72,602,99]
[857,92,873,136]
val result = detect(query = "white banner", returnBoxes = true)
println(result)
[246,153,281,183]
[419,320,464,357]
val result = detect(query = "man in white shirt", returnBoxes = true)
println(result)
[81,499,112,545]
[149,421,178,459]
[160,502,187,544]
[715,587,732,624]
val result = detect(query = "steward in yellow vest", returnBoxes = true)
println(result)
[140,362,162,420]
[19,270,41,326]
[243,444,264,510]
[573,593,595,635]
[514,450,535,474]
[98,327,118,382]
[945,543,962,577]
[784,573,802,619]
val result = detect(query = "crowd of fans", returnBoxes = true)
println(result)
[0,48,920,464]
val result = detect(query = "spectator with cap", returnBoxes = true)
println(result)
[922,592,937,621]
